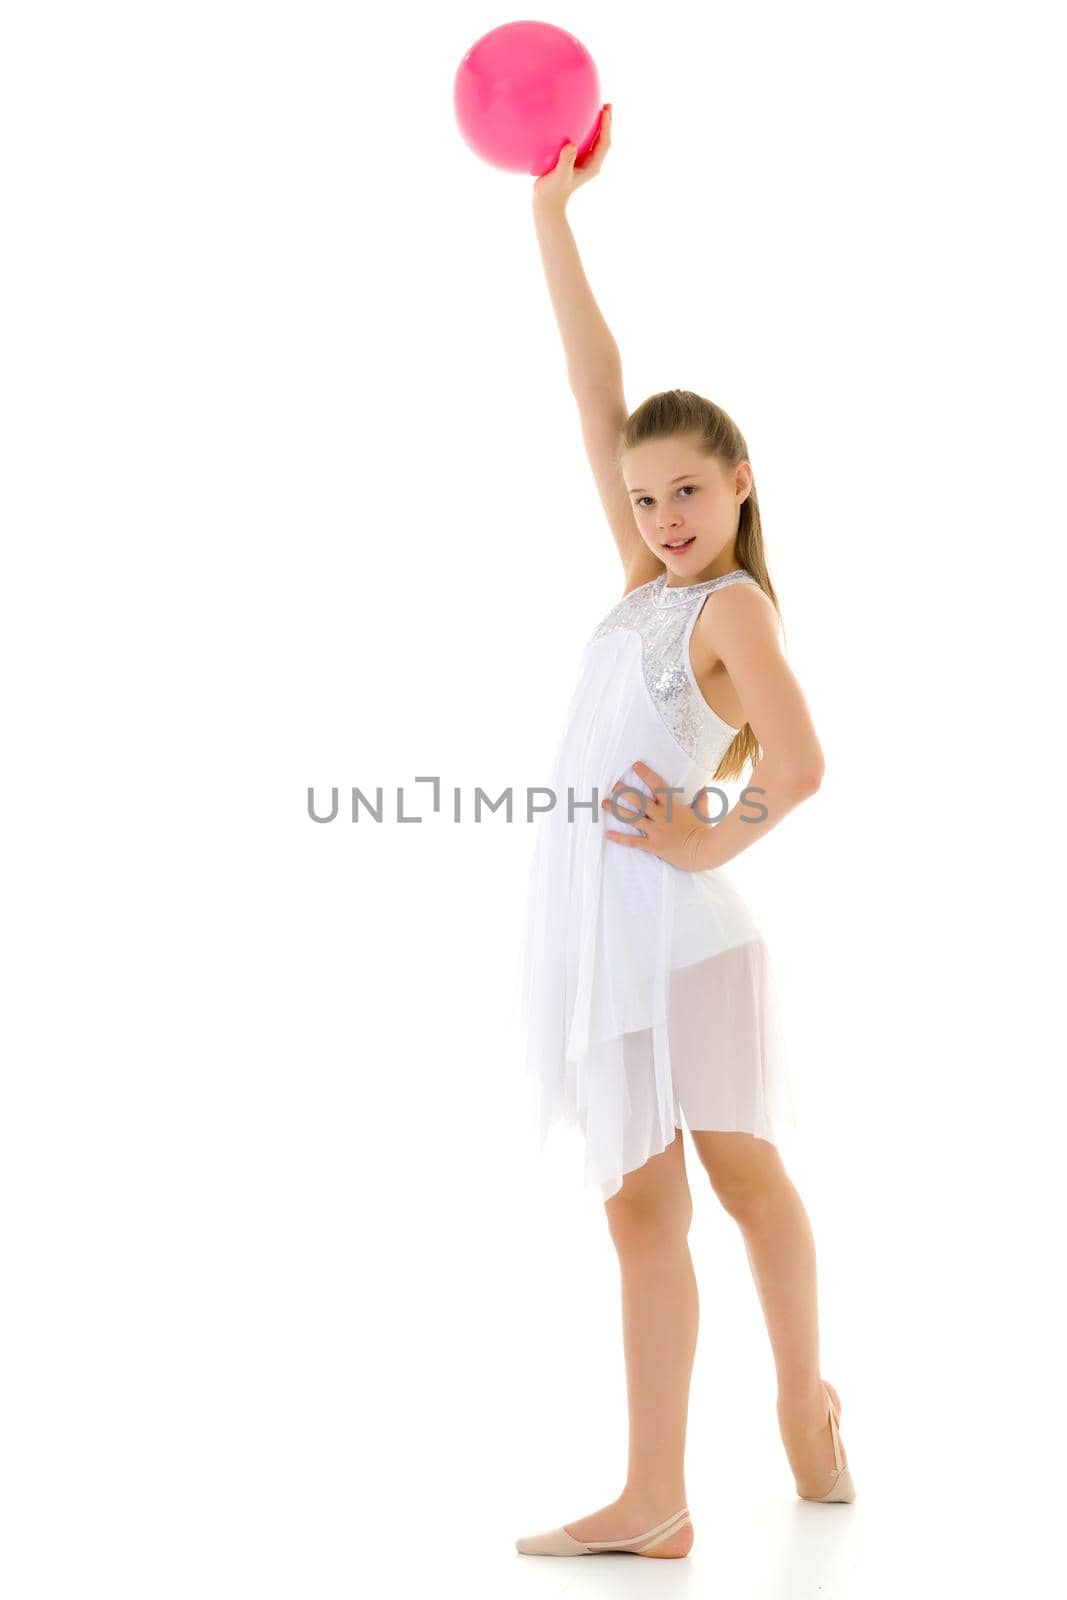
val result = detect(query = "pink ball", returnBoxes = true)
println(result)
[454,21,602,176]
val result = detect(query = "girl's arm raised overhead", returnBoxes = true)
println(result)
[532,108,664,590]
[532,107,619,390]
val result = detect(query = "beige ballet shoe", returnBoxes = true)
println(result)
[798,1383,856,1503]
[516,1505,692,1556]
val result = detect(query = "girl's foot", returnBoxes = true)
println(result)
[562,1492,694,1557]
[777,1379,848,1499]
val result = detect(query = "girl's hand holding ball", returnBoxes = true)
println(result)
[533,104,612,210]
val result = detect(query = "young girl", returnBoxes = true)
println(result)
[514,106,855,1560]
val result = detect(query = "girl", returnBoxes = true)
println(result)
[514,105,855,1560]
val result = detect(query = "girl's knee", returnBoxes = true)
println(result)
[607,1198,693,1249]
[692,1131,786,1218]
[710,1176,776,1225]
[604,1134,694,1241]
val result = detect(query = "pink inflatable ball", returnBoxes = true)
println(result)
[454,20,603,176]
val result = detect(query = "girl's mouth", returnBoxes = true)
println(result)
[662,536,696,551]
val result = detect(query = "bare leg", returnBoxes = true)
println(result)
[560,1131,696,1557]
[690,1130,847,1497]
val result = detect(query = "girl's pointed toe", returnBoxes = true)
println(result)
[515,1525,592,1555]
[516,1506,692,1556]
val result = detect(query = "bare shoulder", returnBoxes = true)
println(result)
[693,578,782,661]
[692,579,820,771]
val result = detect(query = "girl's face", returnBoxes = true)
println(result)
[621,435,752,577]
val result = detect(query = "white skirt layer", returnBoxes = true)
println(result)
[514,628,797,1202]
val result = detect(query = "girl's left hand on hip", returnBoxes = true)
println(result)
[601,760,709,873]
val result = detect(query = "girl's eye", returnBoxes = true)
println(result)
[636,486,696,508]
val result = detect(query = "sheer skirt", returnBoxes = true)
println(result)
[514,627,798,1203]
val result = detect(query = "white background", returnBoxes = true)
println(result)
[3,2,1065,1595]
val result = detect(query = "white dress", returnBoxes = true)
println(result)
[514,568,797,1202]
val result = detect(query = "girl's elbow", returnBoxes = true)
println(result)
[794,756,825,797]
[774,747,824,798]
[760,745,825,799]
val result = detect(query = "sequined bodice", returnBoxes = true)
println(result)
[589,569,756,774]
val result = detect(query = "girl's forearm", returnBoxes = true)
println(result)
[532,198,622,392]
[691,759,821,871]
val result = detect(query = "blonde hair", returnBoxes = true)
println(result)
[615,388,786,783]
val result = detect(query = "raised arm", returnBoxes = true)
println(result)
[531,109,665,591]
